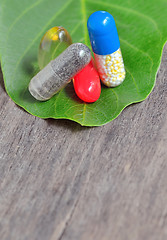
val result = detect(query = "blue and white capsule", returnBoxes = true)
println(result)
[87,11,126,87]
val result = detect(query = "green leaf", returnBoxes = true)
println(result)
[0,0,166,126]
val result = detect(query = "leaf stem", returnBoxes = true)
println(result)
[81,0,89,45]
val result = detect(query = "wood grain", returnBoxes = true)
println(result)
[0,44,167,240]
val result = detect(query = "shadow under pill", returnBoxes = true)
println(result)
[20,54,40,103]
[64,81,84,103]
[22,54,39,78]
[20,87,37,104]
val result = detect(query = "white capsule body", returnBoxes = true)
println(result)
[94,48,126,87]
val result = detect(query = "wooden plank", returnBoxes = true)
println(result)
[0,44,167,240]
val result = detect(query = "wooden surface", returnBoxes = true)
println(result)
[0,44,167,240]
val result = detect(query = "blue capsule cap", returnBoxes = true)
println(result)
[87,11,120,55]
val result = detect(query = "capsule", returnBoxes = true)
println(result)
[38,26,72,70]
[87,11,126,87]
[29,43,91,101]
[73,58,101,103]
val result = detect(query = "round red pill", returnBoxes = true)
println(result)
[73,58,101,103]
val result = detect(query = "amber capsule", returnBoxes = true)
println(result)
[38,26,72,69]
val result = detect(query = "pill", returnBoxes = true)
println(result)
[73,58,101,103]
[38,26,72,70]
[87,11,126,87]
[29,43,91,101]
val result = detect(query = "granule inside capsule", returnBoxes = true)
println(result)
[94,48,126,87]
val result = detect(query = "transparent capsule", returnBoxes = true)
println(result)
[38,26,72,69]
[87,11,126,87]
[29,43,91,101]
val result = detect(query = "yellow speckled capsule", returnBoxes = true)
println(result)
[94,49,126,87]
[38,26,72,69]
[87,11,126,87]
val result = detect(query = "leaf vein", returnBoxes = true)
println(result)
[7,0,44,37]
[125,66,140,94]
[81,0,88,45]
[11,0,73,89]
[120,38,153,85]
[88,0,162,38]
